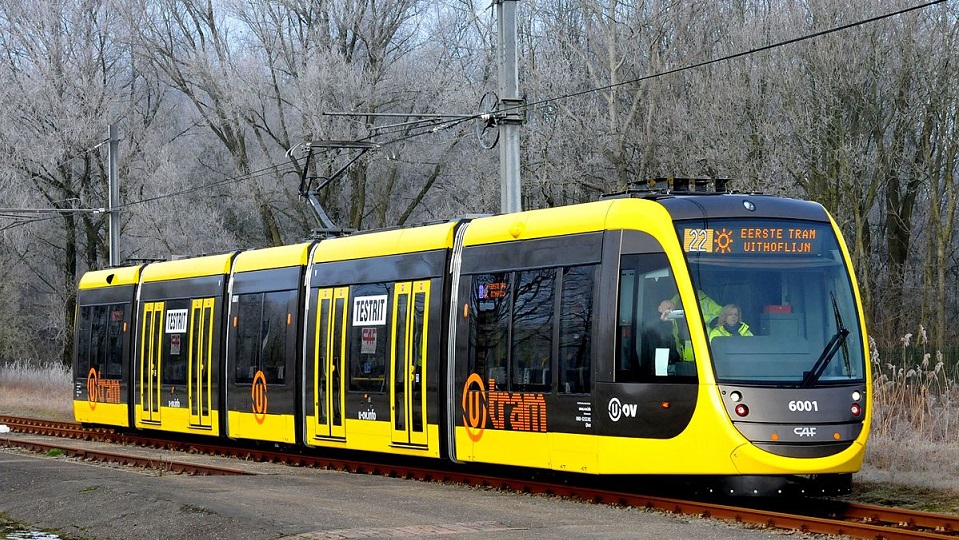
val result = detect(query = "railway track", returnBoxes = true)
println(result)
[0,415,251,476]
[1,414,956,539]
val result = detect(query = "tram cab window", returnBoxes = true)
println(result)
[77,303,127,380]
[348,283,390,393]
[680,218,866,385]
[616,254,695,383]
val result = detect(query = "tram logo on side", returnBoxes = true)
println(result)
[461,372,547,442]
[86,368,121,409]
[607,397,637,422]
[252,370,268,423]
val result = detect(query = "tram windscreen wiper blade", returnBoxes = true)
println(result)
[799,293,850,389]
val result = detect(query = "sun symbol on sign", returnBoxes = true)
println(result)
[715,228,734,254]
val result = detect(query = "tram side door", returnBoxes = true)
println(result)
[390,281,429,447]
[139,302,164,424]
[189,298,214,428]
[313,287,347,439]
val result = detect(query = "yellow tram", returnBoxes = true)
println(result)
[74,188,870,495]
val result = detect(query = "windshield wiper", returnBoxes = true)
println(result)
[799,292,850,388]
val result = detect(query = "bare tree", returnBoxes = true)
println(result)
[0,0,170,363]
[915,5,959,351]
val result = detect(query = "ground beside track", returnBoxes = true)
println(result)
[0,433,832,540]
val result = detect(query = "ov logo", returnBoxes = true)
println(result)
[86,368,99,410]
[608,397,638,422]
[252,370,268,424]
[462,373,487,442]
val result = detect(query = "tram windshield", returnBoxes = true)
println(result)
[677,218,865,386]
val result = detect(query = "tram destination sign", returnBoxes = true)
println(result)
[682,226,822,255]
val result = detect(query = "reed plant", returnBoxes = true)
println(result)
[863,325,959,492]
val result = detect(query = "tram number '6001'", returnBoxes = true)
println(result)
[788,400,819,412]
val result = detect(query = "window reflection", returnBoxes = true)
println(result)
[235,291,293,385]
[468,265,597,394]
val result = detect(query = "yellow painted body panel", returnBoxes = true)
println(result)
[227,411,296,444]
[827,212,874,436]
[140,253,234,282]
[461,199,674,245]
[74,400,129,427]
[462,201,612,246]
[547,432,598,474]
[134,406,220,437]
[311,222,457,263]
[456,429,551,469]
[305,417,441,458]
[232,243,313,273]
[78,265,142,290]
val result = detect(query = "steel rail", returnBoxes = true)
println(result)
[0,430,252,476]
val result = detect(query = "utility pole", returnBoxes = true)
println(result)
[496,0,524,214]
[108,124,120,267]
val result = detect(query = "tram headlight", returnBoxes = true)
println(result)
[729,391,742,402]
[851,390,862,401]
[734,403,749,417]
[850,403,862,417]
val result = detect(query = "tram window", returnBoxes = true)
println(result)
[349,283,390,393]
[105,304,125,378]
[469,272,511,391]
[76,306,92,377]
[88,305,107,378]
[234,294,262,384]
[559,265,595,394]
[234,291,294,385]
[83,306,106,377]
[78,304,126,381]
[511,268,554,392]
[261,291,291,384]
[616,254,694,383]
[161,299,190,386]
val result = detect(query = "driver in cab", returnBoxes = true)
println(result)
[708,304,753,341]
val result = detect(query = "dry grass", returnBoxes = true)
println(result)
[0,360,73,421]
